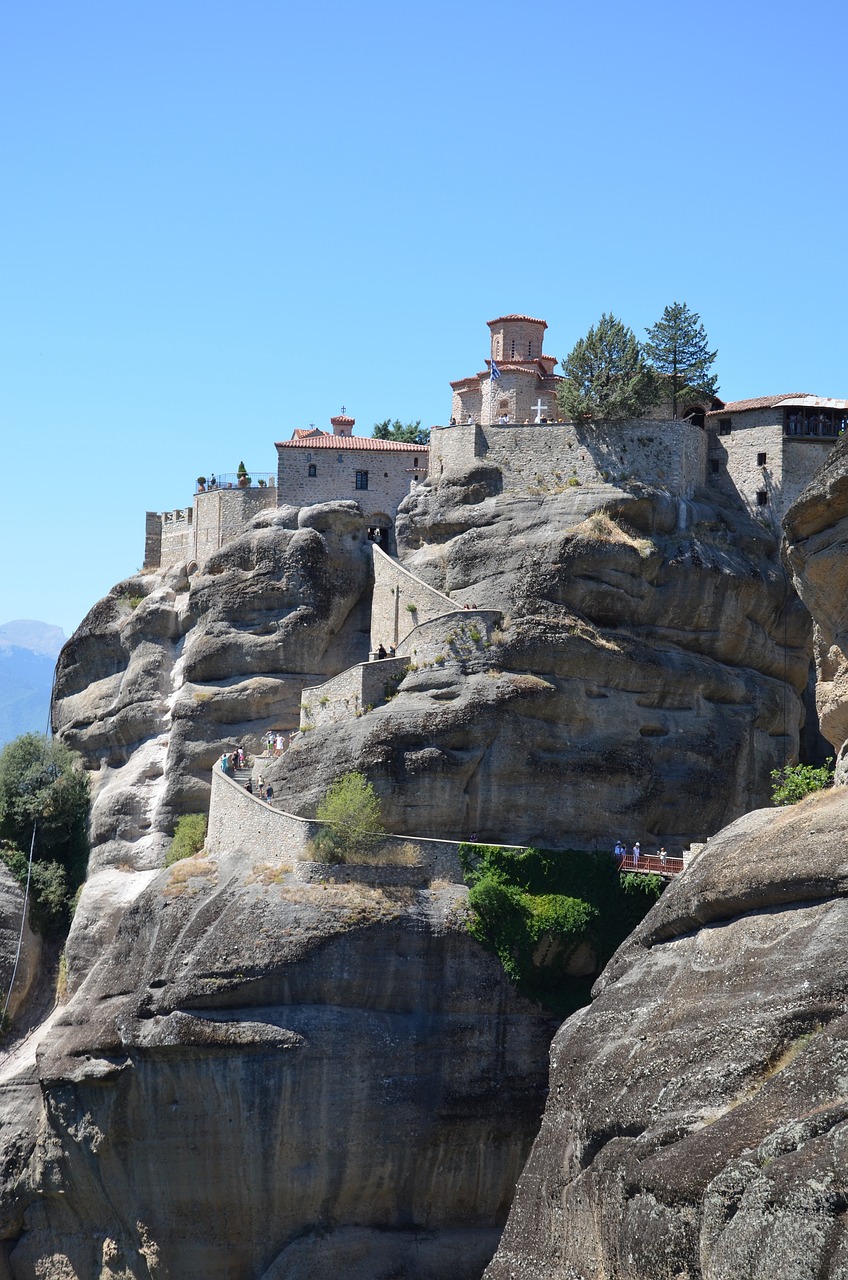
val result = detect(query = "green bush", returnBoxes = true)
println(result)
[313,772,385,864]
[460,843,664,1016]
[770,759,834,806]
[166,813,208,866]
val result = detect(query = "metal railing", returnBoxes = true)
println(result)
[618,852,684,877]
[196,472,276,492]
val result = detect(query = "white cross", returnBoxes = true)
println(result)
[531,399,546,423]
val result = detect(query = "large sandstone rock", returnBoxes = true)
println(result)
[0,864,41,1023]
[485,784,848,1280]
[785,436,848,770]
[268,483,809,851]
[0,839,557,1279]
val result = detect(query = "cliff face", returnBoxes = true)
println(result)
[267,480,809,851]
[0,841,557,1280]
[481,457,848,1280]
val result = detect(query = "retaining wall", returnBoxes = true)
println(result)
[206,767,468,882]
[370,544,457,651]
[300,656,408,730]
[429,420,708,498]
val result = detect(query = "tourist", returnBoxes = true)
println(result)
[237,746,245,769]
[265,783,274,804]
[209,473,217,488]
[275,732,285,754]
[632,841,641,867]
[220,752,229,773]
[376,643,387,659]
[245,779,253,795]
[659,847,667,866]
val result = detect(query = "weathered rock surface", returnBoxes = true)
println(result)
[0,865,41,1022]
[485,784,848,1280]
[268,482,809,850]
[0,840,557,1279]
[785,435,848,772]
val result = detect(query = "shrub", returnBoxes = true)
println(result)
[314,772,385,864]
[406,602,418,614]
[166,813,208,866]
[770,759,834,806]
[459,842,664,1016]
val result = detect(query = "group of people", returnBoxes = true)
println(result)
[614,840,670,867]
[220,748,246,773]
[219,747,275,804]
[265,731,289,755]
[373,643,396,660]
[245,777,274,804]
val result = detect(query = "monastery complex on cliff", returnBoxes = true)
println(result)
[144,314,848,571]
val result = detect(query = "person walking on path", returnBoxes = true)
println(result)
[265,784,274,804]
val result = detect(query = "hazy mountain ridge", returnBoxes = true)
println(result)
[0,621,65,745]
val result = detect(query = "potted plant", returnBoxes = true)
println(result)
[237,461,251,488]
[196,476,207,492]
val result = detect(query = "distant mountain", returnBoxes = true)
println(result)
[0,620,66,746]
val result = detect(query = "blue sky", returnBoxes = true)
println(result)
[1,0,846,636]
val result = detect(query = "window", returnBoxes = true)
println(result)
[757,490,768,506]
[719,419,732,436]
[528,340,533,356]
[757,452,767,466]
[413,456,419,467]
[355,470,369,490]
[510,339,516,358]
[338,453,344,462]
[308,464,317,477]
[498,399,508,411]
[710,459,720,474]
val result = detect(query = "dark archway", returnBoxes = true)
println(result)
[682,406,706,429]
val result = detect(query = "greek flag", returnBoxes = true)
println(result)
[490,359,501,380]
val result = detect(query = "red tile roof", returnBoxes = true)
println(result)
[276,433,427,452]
[706,394,811,416]
[487,314,547,328]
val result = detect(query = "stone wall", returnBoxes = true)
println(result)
[206,766,468,882]
[301,656,408,730]
[148,507,194,569]
[707,412,838,527]
[488,318,547,363]
[370,544,456,650]
[193,486,276,563]
[396,610,503,666]
[276,445,427,528]
[429,420,707,498]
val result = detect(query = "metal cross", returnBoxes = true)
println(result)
[530,399,545,423]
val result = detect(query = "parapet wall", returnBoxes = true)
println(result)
[145,485,277,569]
[370,544,456,650]
[206,767,468,882]
[429,420,708,498]
[301,656,408,730]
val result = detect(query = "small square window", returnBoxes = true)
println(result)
[757,490,768,506]
[355,470,369,490]
[308,464,317,478]
[710,459,720,474]
[719,419,732,436]
[757,452,767,466]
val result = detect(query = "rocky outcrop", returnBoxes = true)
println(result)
[484,784,848,1280]
[784,435,848,772]
[0,838,557,1279]
[267,482,810,851]
[0,864,41,1023]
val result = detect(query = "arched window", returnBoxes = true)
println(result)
[308,464,317,477]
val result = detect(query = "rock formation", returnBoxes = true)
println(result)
[267,479,810,851]
[481,452,848,1280]
[0,838,558,1279]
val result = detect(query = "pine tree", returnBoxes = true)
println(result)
[557,314,658,424]
[643,302,719,419]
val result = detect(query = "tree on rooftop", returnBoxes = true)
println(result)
[643,302,719,419]
[373,419,430,445]
[557,314,659,424]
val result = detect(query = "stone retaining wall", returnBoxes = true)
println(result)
[300,656,408,730]
[429,420,707,498]
[206,767,468,882]
[370,544,457,650]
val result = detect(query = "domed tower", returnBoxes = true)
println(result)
[450,315,561,425]
[487,315,548,364]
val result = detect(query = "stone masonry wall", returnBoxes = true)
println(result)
[396,611,503,667]
[429,420,707,498]
[276,446,427,526]
[155,508,194,569]
[301,656,408,730]
[194,486,276,563]
[370,544,456,650]
[207,767,469,882]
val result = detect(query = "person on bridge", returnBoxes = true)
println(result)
[632,842,641,867]
[659,847,667,866]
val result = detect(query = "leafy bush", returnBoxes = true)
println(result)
[770,759,834,806]
[313,772,385,864]
[459,843,664,1016]
[166,813,208,866]
[0,734,90,936]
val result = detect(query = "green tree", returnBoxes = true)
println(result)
[770,759,834,806]
[373,419,430,445]
[0,734,90,935]
[165,813,208,866]
[557,313,658,424]
[313,771,385,863]
[643,301,719,419]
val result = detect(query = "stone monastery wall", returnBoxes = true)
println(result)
[301,656,408,730]
[276,448,426,525]
[370,545,456,651]
[708,411,836,527]
[146,486,276,570]
[429,420,707,498]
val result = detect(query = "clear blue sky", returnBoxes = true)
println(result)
[2,0,846,637]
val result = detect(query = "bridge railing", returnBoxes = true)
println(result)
[618,852,684,877]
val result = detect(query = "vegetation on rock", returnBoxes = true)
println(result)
[557,313,658,424]
[373,418,430,445]
[643,301,719,419]
[0,733,89,935]
[459,842,663,1015]
[165,813,208,866]
[313,771,385,863]
[770,758,834,806]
